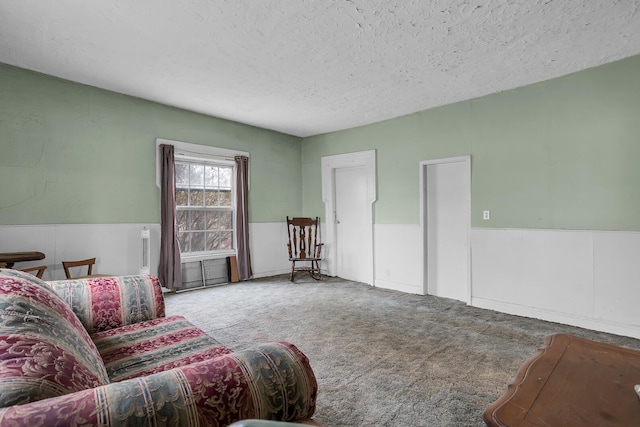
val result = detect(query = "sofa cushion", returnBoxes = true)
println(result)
[47,274,165,334]
[181,342,318,424]
[0,269,109,408]
[92,314,231,382]
[0,342,318,427]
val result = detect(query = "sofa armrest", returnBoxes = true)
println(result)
[46,275,165,334]
[0,342,317,427]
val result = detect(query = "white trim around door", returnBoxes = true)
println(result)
[420,155,471,303]
[321,150,377,279]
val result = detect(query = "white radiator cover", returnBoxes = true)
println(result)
[139,227,151,274]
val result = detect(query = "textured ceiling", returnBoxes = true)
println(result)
[1,1,639,137]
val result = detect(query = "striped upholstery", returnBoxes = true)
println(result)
[93,315,232,382]
[0,269,109,407]
[0,342,318,427]
[47,275,165,334]
[0,269,318,426]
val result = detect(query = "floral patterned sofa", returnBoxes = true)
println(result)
[0,268,317,426]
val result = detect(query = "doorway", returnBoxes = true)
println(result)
[420,156,471,303]
[335,166,372,283]
[321,150,376,285]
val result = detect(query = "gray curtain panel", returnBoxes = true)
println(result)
[159,144,183,290]
[235,155,253,280]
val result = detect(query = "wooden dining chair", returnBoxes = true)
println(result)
[62,258,97,279]
[21,265,47,279]
[286,216,324,282]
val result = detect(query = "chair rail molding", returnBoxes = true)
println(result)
[321,150,377,278]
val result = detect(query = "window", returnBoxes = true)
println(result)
[175,159,235,255]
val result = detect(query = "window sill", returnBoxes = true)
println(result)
[180,251,236,263]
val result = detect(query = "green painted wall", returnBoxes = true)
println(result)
[302,55,640,231]
[3,55,640,231]
[0,64,302,225]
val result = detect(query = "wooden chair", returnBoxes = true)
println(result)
[21,265,47,279]
[286,217,323,281]
[62,258,97,279]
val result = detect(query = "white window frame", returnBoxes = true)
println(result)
[175,157,235,258]
[155,138,249,262]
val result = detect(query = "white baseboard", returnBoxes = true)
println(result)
[472,296,640,340]
[374,278,422,295]
[252,269,290,279]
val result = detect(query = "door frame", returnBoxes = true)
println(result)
[321,150,377,279]
[419,155,471,302]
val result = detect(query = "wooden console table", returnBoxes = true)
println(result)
[483,333,640,426]
[0,251,45,269]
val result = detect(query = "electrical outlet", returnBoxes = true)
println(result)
[204,268,210,278]
[483,210,490,220]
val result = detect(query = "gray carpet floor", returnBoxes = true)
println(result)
[164,275,640,427]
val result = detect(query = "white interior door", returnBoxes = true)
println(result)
[424,157,470,302]
[335,166,373,284]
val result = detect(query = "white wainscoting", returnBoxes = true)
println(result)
[249,222,291,278]
[472,228,640,340]
[4,222,640,338]
[249,221,330,279]
[374,223,423,294]
[372,224,640,339]
[0,221,417,286]
[0,222,294,281]
[0,224,161,280]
